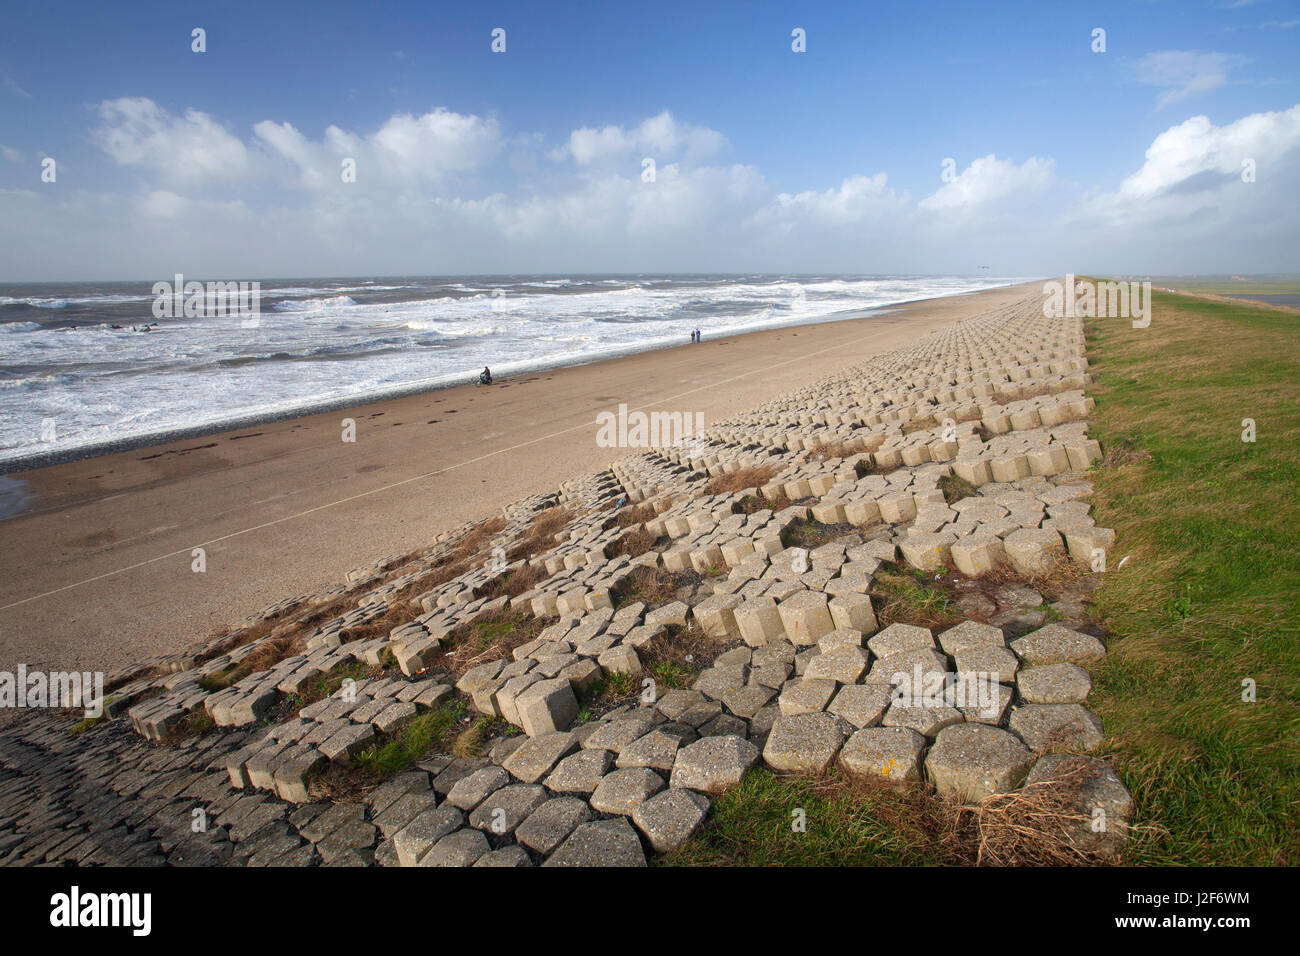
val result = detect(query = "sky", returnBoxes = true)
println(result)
[1,0,1298,281]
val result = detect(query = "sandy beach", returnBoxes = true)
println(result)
[0,282,1035,674]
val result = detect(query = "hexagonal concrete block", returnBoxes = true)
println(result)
[828,592,878,636]
[839,727,926,782]
[937,620,1006,656]
[1010,624,1106,666]
[516,678,579,737]
[802,644,870,684]
[925,723,1035,802]
[669,735,760,794]
[827,683,893,728]
[898,532,956,572]
[1009,704,1105,752]
[733,597,787,647]
[777,590,834,646]
[950,536,1004,577]
[1016,663,1093,704]
[762,712,848,773]
[1003,527,1065,576]
[867,622,935,659]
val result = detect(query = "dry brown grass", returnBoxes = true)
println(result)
[447,516,507,564]
[1101,436,1153,467]
[507,505,572,562]
[429,608,553,678]
[609,525,659,559]
[451,719,490,758]
[615,502,657,528]
[666,762,1137,867]
[937,472,978,504]
[810,439,863,460]
[966,761,1141,866]
[640,622,721,684]
[900,416,938,435]
[701,464,779,496]
[988,383,1061,405]
[615,564,690,607]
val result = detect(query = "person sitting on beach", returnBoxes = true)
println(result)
[479,367,492,385]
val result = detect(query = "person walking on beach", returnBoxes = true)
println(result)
[479,366,492,385]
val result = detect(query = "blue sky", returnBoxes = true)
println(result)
[1,0,1298,279]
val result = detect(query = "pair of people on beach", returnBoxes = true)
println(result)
[690,328,701,343]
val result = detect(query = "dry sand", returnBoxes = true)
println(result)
[0,282,1037,673]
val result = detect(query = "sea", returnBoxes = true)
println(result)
[0,273,1024,471]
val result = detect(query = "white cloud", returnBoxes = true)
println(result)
[552,111,727,166]
[370,109,501,179]
[1094,105,1300,206]
[6,98,1300,279]
[747,174,909,232]
[1066,105,1300,268]
[252,109,500,190]
[0,145,22,164]
[1135,51,1240,108]
[94,97,253,184]
[918,155,1054,212]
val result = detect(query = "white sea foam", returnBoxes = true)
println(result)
[0,274,1024,465]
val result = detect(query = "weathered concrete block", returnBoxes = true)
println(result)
[1064,526,1116,567]
[1003,527,1065,575]
[1010,624,1106,665]
[1026,445,1070,477]
[734,597,786,647]
[925,724,1035,801]
[952,459,991,486]
[950,535,1004,576]
[990,454,1030,483]
[878,492,918,524]
[898,531,956,572]
[828,592,878,636]
[763,712,848,773]
[692,593,743,638]
[844,498,882,527]
[515,678,579,737]
[669,735,760,793]
[777,590,834,645]
[839,727,926,781]
[1009,703,1105,752]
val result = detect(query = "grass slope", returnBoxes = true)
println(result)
[1083,291,1299,865]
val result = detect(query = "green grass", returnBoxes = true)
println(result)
[872,569,961,629]
[1083,291,1299,865]
[661,768,962,866]
[351,699,465,778]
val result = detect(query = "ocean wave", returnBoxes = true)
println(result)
[273,295,358,312]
